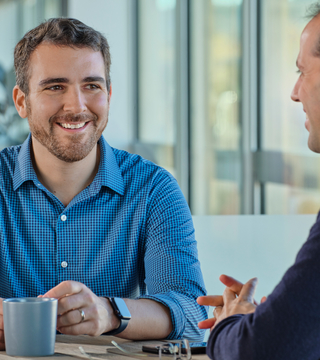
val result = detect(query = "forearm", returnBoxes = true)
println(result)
[117,299,172,340]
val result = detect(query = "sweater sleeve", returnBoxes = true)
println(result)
[207,213,320,360]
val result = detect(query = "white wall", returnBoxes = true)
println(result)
[194,214,316,301]
[68,0,135,150]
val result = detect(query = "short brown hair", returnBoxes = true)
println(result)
[14,18,111,95]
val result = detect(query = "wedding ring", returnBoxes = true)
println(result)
[78,309,85,323]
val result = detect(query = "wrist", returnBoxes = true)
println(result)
[101,297,120,332]
[102,297,131,336]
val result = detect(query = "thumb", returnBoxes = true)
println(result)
[238,277,258,303]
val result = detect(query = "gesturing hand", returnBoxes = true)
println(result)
[42,281,120,336]
[197,275,266,330]
[0,299,4,350]
[211,277,258,328]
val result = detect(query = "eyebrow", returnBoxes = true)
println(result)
[38,76,106,87]
[38,78,69,87]
[83,76,105,84]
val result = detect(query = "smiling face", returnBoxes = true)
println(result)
[291,15,320,153]
[13,43,111,162]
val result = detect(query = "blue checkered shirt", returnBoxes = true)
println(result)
[0,134,207,340]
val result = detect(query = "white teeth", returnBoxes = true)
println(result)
[60,122,86,129]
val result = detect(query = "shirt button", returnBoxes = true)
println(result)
[61,261,68,268]
[61,215,67,221]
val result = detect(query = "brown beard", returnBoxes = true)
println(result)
[26,100,107,163]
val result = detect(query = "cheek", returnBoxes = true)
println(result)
[90,93,109,115]
[31,96,62,118]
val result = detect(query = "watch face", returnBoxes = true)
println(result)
[113,298,131,319]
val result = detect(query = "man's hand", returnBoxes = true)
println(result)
[197,274,246,329]
[212,277,258,328]
[0,299,4,350]
[42,281,120,336]
[197,275,266,330]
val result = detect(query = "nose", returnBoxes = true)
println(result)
[291,77,301,103]
[63,87,87,114]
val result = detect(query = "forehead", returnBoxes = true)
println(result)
[299,16,320,59]
[28,43,106,82]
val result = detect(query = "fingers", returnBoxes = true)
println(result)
[57,308,87,328]
[197,295,223,307]
[57,292,87,315]
[219,274,244,295]
[198,317,216,329]
[0,314,4,350]
[43,281,82,300]
[58,321,91,336]
[238,278,258,303]
[0,310,4,350]
[0,329,4,350]
[261,296,267,304]
[222,287,237,305]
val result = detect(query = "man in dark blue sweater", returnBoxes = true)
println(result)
[198,3,320,359]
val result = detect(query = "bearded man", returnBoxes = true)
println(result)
[0,18,207,350]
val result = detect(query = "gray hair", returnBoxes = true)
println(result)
[306,2,320,20]
[305,3,320,56]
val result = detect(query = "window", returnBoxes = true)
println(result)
[0,0,66,149]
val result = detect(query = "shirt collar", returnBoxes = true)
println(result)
[93,136,125,195]
[13,134,125,196]
[13,134,37,191]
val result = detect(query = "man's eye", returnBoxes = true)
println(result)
[86,84,99,89]
[296,69,302,75]
[46,85,63,91]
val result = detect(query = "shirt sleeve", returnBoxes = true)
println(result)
[206,213,320,360]
[137,169,208,340]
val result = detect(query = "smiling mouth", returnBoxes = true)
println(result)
[58,122,87,129]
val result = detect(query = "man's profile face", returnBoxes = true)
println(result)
[22,43,110,162]
[291,15,320,153]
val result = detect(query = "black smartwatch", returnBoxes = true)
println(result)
[104,297,131,335]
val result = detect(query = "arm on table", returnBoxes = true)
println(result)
[138,169,207,340]
[42,281,172,340]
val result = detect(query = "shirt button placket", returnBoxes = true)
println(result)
[59,214,68,276]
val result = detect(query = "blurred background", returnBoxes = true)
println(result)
[0,0,318,216]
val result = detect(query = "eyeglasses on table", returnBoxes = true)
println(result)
[79,339,192,359]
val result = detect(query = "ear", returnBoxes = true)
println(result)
[12,85,28,119]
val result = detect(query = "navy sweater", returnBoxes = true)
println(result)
[207,213,320,360]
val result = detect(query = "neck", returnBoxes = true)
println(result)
[31,136,100,206]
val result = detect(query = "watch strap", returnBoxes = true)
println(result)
[103,297,130,335]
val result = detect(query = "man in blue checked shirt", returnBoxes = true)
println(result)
[0,18,207,349]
